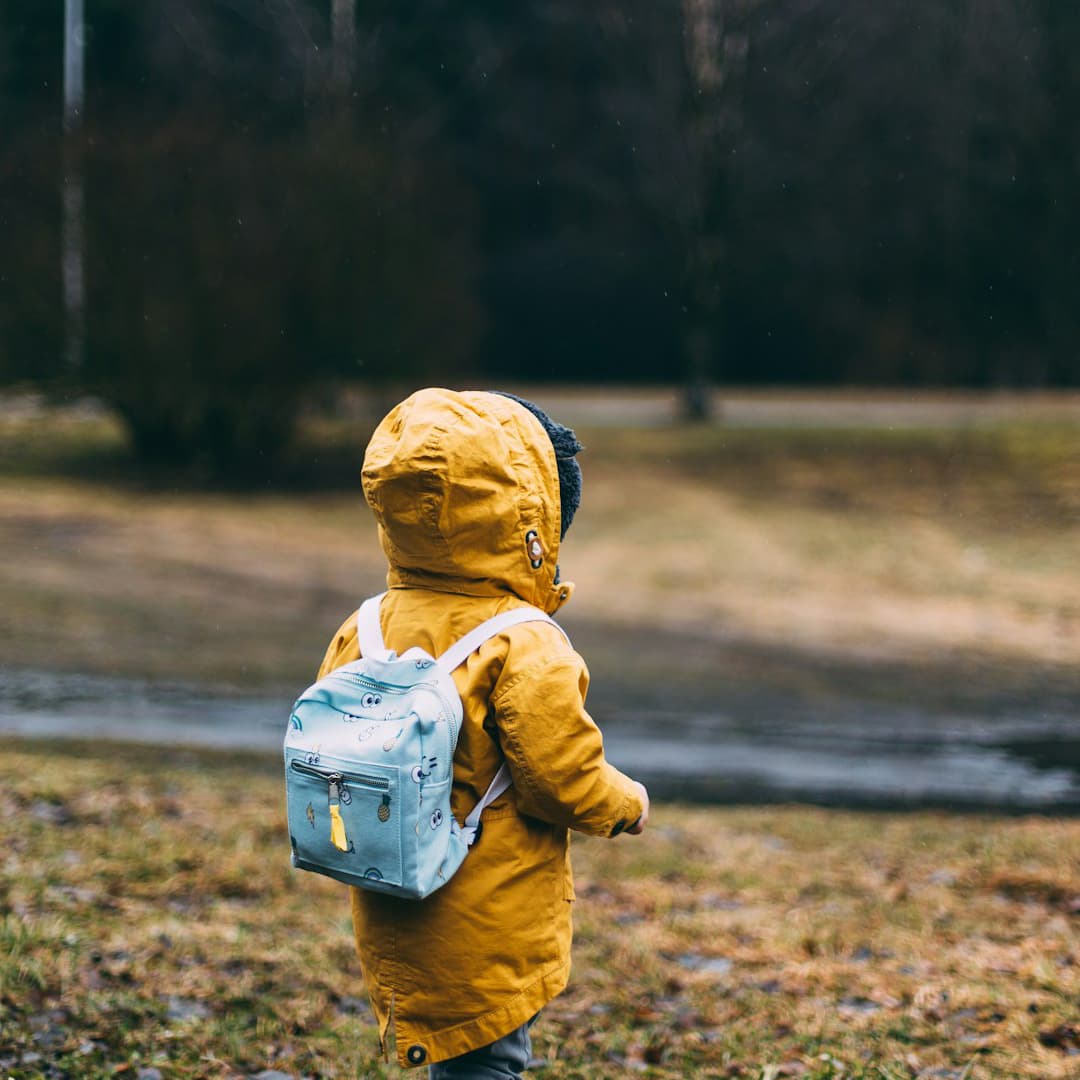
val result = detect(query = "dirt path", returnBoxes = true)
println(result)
[492,385,1080,428]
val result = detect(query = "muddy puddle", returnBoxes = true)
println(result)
[2,667,1076,812]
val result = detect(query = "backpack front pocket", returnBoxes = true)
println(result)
[287,758,403,888]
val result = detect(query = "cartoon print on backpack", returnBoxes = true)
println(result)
[286,575,559,898]
[342,693,382,725]
[411,756,438,784]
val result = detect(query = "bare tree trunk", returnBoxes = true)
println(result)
[331,0,356,91]
[63,0,85,372]
[679,0,749,421]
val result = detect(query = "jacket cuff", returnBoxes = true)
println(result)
[607,787,645,838]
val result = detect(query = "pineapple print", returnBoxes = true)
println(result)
[377,794,391,823]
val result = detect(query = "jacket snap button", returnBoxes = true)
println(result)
[407,1045,427,1065]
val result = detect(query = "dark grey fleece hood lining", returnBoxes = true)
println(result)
[493,392,582,542]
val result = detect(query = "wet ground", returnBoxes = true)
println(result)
[3,653,1077,814]
[4,390,1075,812]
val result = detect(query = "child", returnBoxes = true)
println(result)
[316,388,649,1077]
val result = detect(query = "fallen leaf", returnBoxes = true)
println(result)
[1038,1024,1080,1052]
[643,1035,670,1064]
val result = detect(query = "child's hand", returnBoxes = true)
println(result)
[626,781,650,835]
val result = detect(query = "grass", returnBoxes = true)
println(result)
[1,739,1079,1079]
[0,392,1077,701]
[572,419,1079,663]
[1,390,1078,1076]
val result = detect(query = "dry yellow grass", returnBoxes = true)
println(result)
[570,420,1079,671]
[2,394,1077,1080]
[2,740,1078,1079]
[0,398,1076,691]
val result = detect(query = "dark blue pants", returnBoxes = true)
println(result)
[427,1018,534,1079]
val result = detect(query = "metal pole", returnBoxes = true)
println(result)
[331,0,356,90]
[62,0,85,371]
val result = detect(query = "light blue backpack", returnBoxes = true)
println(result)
[284,592,564,899]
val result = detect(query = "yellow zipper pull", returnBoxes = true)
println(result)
[328,777,350,852]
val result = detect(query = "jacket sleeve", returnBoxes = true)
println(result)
[491,648,645,838]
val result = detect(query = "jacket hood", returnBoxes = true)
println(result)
[361,388,574,614]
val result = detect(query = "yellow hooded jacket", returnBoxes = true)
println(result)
[316,388,644,1067]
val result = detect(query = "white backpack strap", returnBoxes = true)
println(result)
[355,592,392,661]
[438,606,569,845]
[435,606,568,675]
[459,762,512,847]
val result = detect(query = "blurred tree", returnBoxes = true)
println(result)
[0,8,64,382]
[347,0,686,386]
[0,131,63,383]
[582,0,751,411]
[62,0,86,373]
[679,0,751,418]
[2,0,1078,420]
[724,0,1061,386]
[83,123,477,469]
[1031,0,1080,386]
[330,0,356,90]
[2,1,480,471]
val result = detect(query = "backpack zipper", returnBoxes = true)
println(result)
[291,760,391,853]
[330,671,416,694]
[290,759,391,791]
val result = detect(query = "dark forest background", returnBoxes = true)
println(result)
[1,1,1078,464]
